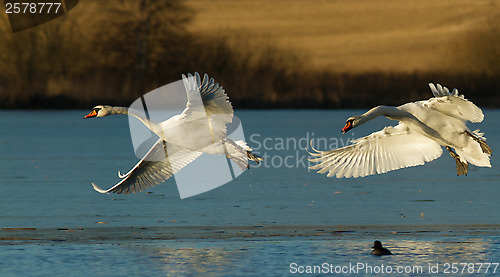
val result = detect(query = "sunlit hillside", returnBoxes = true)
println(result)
[186,0,499,73]
[0,0,499,108]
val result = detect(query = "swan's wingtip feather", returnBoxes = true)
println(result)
[443,86,450,94]
[195,72,201,86]
[92,183,110,194]
[118,171,127,179]
[429,83,451,97]
[428,83,439,97]
[307,139,324,154]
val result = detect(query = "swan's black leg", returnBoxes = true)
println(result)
[446,146,468,176]
[464,131,492,155]
[247,151,263,164]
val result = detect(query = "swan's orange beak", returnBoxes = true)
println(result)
[341,121,352,134]
[84,110,97,119]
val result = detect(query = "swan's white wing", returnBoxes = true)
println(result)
[92,139,203,194]
[427,83,484,123]
[179,73,234,141]
[309,123,443,178]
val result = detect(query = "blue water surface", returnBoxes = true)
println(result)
[0,110,499,276]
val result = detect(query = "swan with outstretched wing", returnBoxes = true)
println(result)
[309,83,492,178]
[85,73,262,194]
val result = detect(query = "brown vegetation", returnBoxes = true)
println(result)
[0,0,499,109]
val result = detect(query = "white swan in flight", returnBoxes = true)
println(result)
[85,72,262,194]
[309,83,492,178]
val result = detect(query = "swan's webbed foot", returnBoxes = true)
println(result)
[464,130,492,155]
[247,151,263,164]
[446,146,468,176]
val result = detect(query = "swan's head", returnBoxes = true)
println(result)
[84,105,111,119]
[341,117,358,134]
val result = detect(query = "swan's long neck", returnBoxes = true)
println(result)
[359,105,453,145]
[108,106,129,116]
[357,106,412,125]
[108,106,156,132]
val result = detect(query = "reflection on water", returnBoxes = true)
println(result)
[116,236,500,276]
[390,239,492,263]
[153,246,239,275]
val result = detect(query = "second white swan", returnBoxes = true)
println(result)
[309,83,492,178]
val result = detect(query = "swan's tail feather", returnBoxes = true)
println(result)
[235,140,263,163]
[478,139,492,155]
[234,140,251,151]
[222,139,262,171]
[452,130,492,168]
[469,130,492,155]
[227,154,249,171]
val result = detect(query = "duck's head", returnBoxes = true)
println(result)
[84,105,111,119]
[372,240,383,249]
[341,116,359,134]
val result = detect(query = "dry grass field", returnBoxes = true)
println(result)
[186,0,499,73]
[0,0,499,108]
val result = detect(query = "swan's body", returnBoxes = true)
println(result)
[309,83,492,178]
[85,73,262,194]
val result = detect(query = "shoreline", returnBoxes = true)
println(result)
[2,224,499,245]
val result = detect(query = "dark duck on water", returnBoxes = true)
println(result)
[371,240,392,256]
